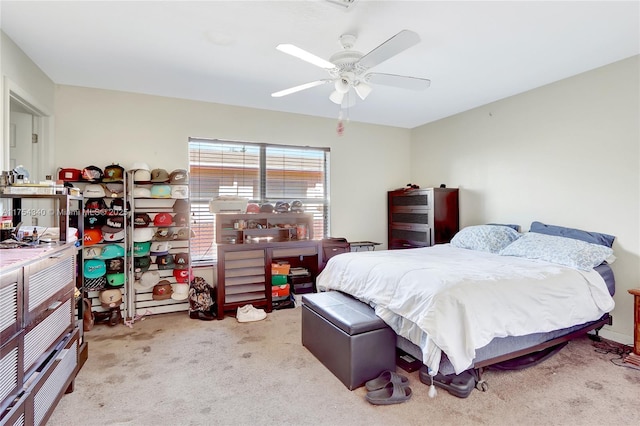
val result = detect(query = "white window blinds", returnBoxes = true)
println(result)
[188,138,330,263]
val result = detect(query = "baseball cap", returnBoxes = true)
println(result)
[84,213,105,229]
[133,227,154,243]
[150,241,171,256]
[109,198,130,214]
[154,227,174,241]
[82,165,103,182]
[175,227,191,240]
[104,183,125,198]
[150,169,170,183]
[84,229,103,246]
[173,199,189,213]
[103,164,124,182]
[106,273,125,288]
[100,289,122,308]
[134,256,151,274]
[83,246,102,259]
[153,212,173,227]
[84,259,106,279]
[173,268,190,283]
[102,228,125,242]
[173,252,189,269]
[133,187,152,198]
[97,244,125,259]
[169,169,189,184]
[171,185,189,199]
[134,270,159,291]
[102,216,125,233]
[133,212,151,228]
[85,198,107,211]
[150,184,172,198]
[132,241,151,257]
[152,281,173,300]
[106,257,125,274]
[171,283,189,301]
[83,184,106,198]
[155,254,175,270]
[133,169,152,183]
[173,212,189,227]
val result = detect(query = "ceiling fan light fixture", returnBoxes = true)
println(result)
[329,90,344,104]
[354,82,372,100]
[334,78,350,94]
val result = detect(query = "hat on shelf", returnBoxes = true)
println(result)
[103,164,125,182]
[133,227,154,243]
[150,241,171,256]
[152,281,173,300]
[84,259,106,279]
[154,227,174,241]
[169,169,189,184]
[84,228,103,246]
[104,183,124,198]
[130,162,151,182]
[153,212,173,227]
[173,252,189,269]
[83,246,102,259]
[173,212,189,227]
[133,212,152,228]
[84,213,105,229]
[83,184,106,198]
[82,165,103,182]
[150,184,172,198]
[133,187,152,198]
[97,244,125,260]
[134,256,151,275]
[175,227,191,240]
[102,228,125,243]
[150,169,170,183]
[109,198,130,214]
[171,283,189,301]
[132,241,151,257]
[100,289,123,308]
[85,198,107,211]
[106,257,125,274]
[173,199,189,213]
[173,268,190,283]
[106,273,125,288]
[102,216,125,232]
[134,270,160,291]
[155,254,175,270]
[171,185,189,199]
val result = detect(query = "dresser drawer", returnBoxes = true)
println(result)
[24,328,78,426]
[0,331,24,416]
[23,250,75,326]
[23,296,73,377]
[0,269,22,344]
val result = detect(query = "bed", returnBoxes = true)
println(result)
[316,222,616,392]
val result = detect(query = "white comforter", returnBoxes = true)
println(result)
[316,244,614,375]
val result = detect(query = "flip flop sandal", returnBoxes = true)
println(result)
[365,382,412,405]
[365,370,409,391]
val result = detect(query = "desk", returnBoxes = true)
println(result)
[349,241,381,252]
[625,288,640,366]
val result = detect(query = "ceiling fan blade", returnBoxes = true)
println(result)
[367,73,431,90]
[271,80,332,97]
[276,44,336,69]
[358,30,421,69]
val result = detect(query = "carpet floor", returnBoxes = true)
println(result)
[48,306,640,426]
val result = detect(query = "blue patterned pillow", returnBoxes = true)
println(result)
[498,232,614,270]
[450,225,521,253]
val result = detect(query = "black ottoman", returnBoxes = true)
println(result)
[301,291,396,390]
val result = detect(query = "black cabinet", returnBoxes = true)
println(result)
[388,188,459,249]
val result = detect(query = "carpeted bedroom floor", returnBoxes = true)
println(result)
[48,306,640,426]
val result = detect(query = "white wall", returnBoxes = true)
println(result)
[410,55,640,344]
[53,85,412,247]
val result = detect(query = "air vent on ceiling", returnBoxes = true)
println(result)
[325,0,358,9]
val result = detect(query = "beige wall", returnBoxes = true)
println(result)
[411,55,640,344]
[53,85,411,247]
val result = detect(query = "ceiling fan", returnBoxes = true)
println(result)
[271,29,431,108]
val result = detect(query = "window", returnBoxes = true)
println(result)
[188,138,330,263]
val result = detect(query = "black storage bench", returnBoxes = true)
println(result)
[301,291,396,390]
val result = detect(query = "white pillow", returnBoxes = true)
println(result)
[450,225,520,253]
[498,232,614,270]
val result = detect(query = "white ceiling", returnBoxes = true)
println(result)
[1,1,639,129]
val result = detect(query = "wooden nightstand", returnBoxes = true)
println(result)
[625,289,640,366]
